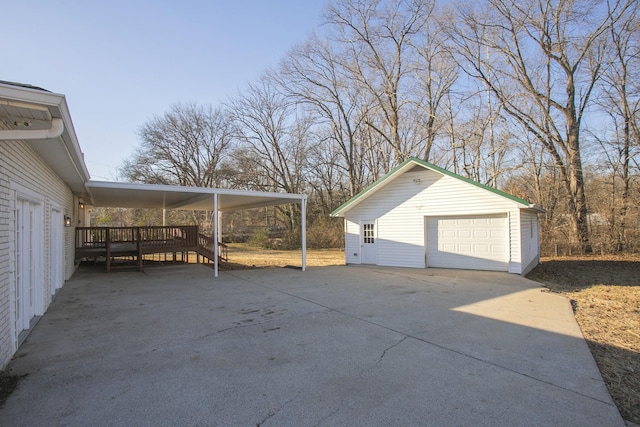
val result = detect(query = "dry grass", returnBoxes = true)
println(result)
[527,255,640,424]
[154,243,345,270]
[220,243,345,269]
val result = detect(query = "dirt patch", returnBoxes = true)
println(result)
[527,255,640,424]
[0,372,25,407]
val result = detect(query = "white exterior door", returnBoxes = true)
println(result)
[361,221,377,264]
[426,214,508,271]
[15,198,42,333]
[50,207,64,294]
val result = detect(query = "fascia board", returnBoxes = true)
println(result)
[86,181,306,211]
[0,83,65,107]
[408,157,532,207]
[55,96,91,182]
[331,157,535,217]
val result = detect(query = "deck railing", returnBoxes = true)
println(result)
[198,233,228,262]
[76,226,225,272]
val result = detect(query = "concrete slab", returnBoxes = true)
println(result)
[1,264,624,426]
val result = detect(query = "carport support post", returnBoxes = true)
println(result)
[213,193,219,277]
[301,196,307,271]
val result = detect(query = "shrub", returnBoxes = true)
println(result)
[248,228,270,248]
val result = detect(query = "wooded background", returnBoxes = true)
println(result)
[94,0,639,255]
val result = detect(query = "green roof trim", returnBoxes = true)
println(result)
[331,157,532,216]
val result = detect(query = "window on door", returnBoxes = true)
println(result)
[363,223,375,244]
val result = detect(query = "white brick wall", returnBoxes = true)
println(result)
[0,139,75,369]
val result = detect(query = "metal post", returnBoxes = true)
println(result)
[218,211,222,252]
[213,193,219,278]
[301,196,307,272]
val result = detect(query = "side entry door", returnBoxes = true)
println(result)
[361,221,377,264]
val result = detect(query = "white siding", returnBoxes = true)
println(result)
[0,139,75,369]
[344,219,361,264]
[345,168,525,271]
[519,211,540,274]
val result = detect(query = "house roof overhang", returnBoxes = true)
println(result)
[331,157,545,217]
[0,81,91,201]
[86,180,306,211]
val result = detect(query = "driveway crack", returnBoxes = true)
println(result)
[378,336,408,364]
[256,393,298,426]
[359,336,409,377]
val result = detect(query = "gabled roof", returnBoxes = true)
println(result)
[331,157,543,217]
[0,80,50,92]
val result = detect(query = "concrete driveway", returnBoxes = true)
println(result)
[1,265,623,426]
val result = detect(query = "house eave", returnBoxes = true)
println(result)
[331,157,536,217]
[525,204,546,213]
[0,82,91,200]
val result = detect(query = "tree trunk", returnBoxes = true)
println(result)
[566,127,591,253]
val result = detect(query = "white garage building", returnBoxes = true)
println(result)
[331,157,544,275]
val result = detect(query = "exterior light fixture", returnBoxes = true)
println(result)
[79,202,84,209]
[64,215,72,227]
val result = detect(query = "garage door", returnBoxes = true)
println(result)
[426,214,508,271]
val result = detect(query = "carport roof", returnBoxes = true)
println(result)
[86,180,306,211]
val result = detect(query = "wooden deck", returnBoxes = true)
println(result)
[75,226,227,272]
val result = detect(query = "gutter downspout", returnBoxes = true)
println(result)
[0,118,64,140]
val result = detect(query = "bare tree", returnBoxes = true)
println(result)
[306,135,347,215]
[122,103,234,187]
[503,129,568,251]
[410,4,459,161]
[279,35,369,197]
[228,75,312,229]
[595,0,640,250]
[325,0,432,162]
[448,0,632,252]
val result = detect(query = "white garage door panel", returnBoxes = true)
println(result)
[427,214,508,271]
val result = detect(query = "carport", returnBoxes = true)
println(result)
[84,180,307,276]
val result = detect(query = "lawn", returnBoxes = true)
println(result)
[526,255,640,425]
[221,243,345,269]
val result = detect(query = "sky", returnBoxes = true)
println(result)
[4,0,329,181]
